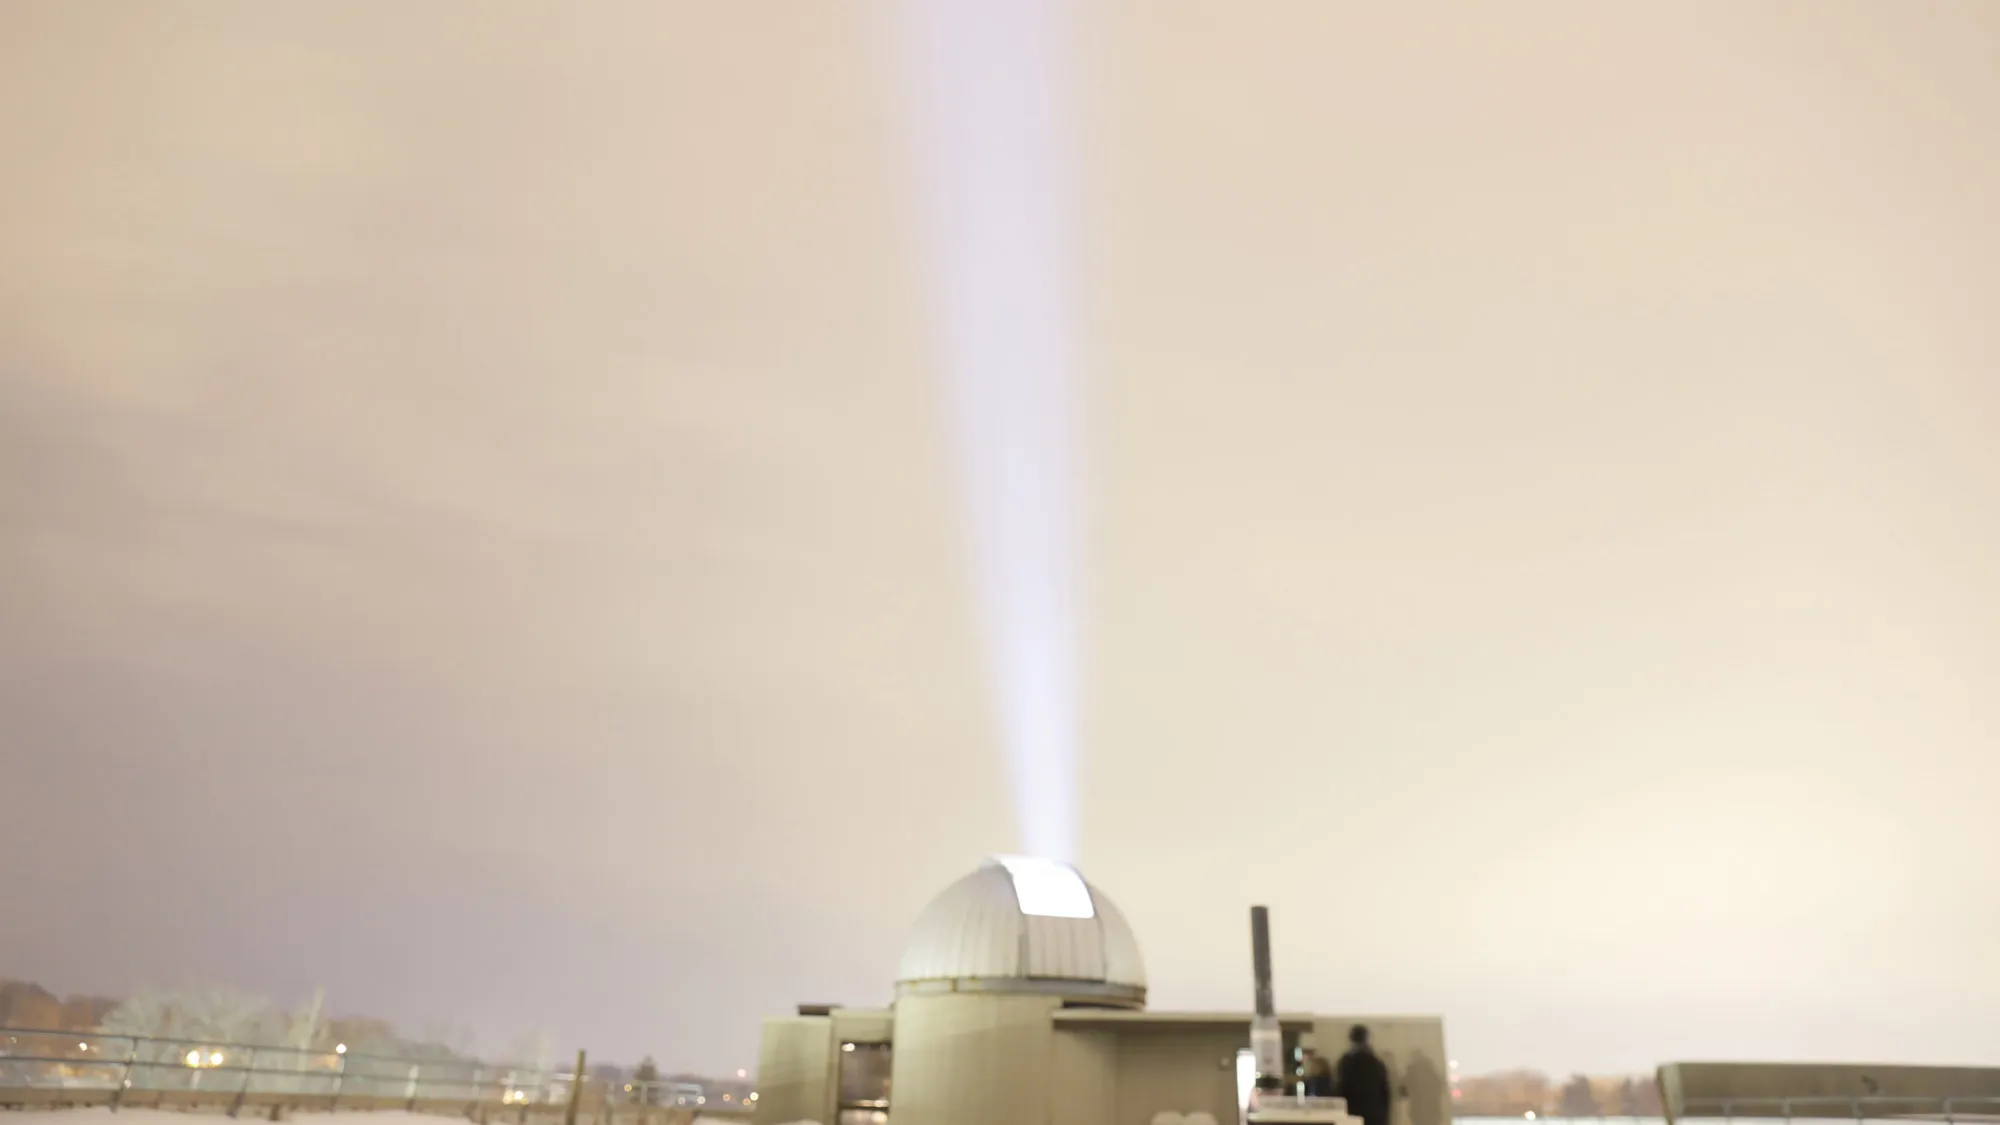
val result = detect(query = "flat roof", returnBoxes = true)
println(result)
[1052,1009,1322,1032]
[1658,1062,2000,1123]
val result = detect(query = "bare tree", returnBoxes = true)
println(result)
[99,986,285,1090]
[1558,1074,1601,1119]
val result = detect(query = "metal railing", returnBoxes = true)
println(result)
[1455,1100,2000,1125]
[1673,1096,2000,1124]
[1456,1096,2000,1112]
[0,1027,754,1118]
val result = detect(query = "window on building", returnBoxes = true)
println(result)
[837,1041,891,1123]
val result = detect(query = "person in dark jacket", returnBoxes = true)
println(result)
[1336,1025,1393,1125]
[1303,1049,1335,1098]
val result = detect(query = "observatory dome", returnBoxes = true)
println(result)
[895,856,1147,1007]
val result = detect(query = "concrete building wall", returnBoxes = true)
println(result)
[759,998,1448,1125]
[1051,1029,1118,1125]
[888,993,1063,1125]
[832,1008,894,1046]
[1112,1029,1244,1125]
[754,1016,835,1125]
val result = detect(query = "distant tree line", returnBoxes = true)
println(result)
[0,979,118,1031]
[1455,1070,1664,1119]
[1,978,510,1095]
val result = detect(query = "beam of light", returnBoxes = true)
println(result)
[892,0,1082,864]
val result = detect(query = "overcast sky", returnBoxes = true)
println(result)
[5,0,2000,1079]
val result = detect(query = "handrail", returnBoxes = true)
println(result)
[1676,1094,2000,1123]
[0,1026,737,1110]
[0,1026,492,1069]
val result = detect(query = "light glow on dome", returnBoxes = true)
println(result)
[994,855,1095,919]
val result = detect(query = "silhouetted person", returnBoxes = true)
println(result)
[1403,1051,1446,1125]
[1336,1025,1392,1125]
[1304,1050,1335,1098]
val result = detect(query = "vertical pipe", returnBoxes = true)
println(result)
[1250,906,1275,1017]
[1249,905,1283,1092]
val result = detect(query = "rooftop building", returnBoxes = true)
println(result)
[755,857,1451,1125]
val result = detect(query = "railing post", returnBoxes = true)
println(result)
[112,1038,139,1111]
[407,1064,422,1111]
[565,1051,587,1125]
[230,1047,258,1118]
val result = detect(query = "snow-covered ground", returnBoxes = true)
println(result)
[0,1113,741,1125]
[2,1104,454,1112]
[0,1114,1908,1125]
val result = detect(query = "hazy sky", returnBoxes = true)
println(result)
[5,0,2000,1079]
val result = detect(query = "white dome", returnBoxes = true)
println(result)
[896,857,1147,1006]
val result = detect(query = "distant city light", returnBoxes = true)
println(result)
[79,1043,89,1051]
[722,1095,732,1103]
[185,1050,201,1068]
[210,1052,224,1066]
[749,1094,758,1102]
[335,1044,348,1055]
[1526,1113,1538,1120]
[842,1043,856,1053]
[696,1097,706,1105]
[736,1069,747,1079]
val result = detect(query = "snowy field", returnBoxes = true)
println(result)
[0,1114,1915,1125]
[0,1113,1914,1125]
[0,1114,741,1125]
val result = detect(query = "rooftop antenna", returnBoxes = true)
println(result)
[1250,905,1284,1091]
